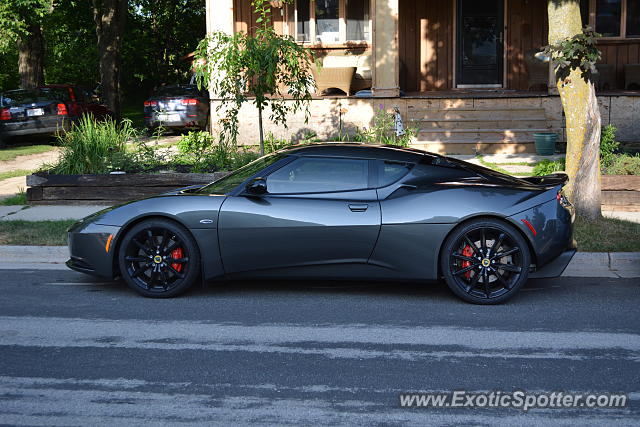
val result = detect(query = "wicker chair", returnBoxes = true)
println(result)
[311,66,357,96]
[624,64,640,90]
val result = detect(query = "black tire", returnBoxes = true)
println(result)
[118,219,200,298]
[440,218,531,304]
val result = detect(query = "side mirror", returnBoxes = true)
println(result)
[245,177,267,195]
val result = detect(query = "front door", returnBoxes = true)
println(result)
[456,0,504,87]
[218,156,381,275]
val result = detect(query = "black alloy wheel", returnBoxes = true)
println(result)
[118,219,200,297]
[440,218,531,304]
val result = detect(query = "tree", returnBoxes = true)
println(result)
[193,0,314,155]
[92,0,126,119]
[546,0,602,219]
[0,0,53,89]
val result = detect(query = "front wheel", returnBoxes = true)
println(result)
[440,219,531,304]
[118,219,200,297]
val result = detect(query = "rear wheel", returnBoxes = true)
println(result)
[440,218,531,304]
[118,219,200,297]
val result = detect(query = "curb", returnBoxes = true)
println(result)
[0,246,637,277]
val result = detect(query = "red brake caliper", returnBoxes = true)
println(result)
[461,244,474,279]
[171,247,184,272]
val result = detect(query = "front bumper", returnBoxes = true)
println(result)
[67,222,121,278]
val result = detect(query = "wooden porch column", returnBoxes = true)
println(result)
[372,0,400,97]
[206,0,234,35]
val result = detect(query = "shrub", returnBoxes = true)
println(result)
[355,106,416,147]
[264,132,293,154]
[533,158,566,176]
[604,154,640,175]
[51,115,135,175]
[177,131,215,172]
[600,124,620,168]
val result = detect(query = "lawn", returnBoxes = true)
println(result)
[0,220,74,246]
[0,169,32,181]
[121,102,146,130]
[0,145,55,162]
[0,216,637,251]
[574,216,640,252]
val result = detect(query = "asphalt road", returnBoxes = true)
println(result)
[0,269,639,426]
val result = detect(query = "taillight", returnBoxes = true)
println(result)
[557,190,571,207]
[144,100,157,107]
[0,108,10,120]
[181,98,198,106]
[57,103,68,115]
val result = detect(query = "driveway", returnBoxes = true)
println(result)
[0,271,638,425]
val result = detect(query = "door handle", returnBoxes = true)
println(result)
[348,203,368,212]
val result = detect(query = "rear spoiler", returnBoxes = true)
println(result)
[520,172,569,188]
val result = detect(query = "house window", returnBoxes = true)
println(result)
[584,0,640,38]
[627,0,640,37]
[288,0,371,44]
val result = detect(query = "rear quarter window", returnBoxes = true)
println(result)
[377,161,414,187]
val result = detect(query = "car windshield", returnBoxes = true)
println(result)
[0,88,69,106]
[198,153,286,195]
[155,85,203,97]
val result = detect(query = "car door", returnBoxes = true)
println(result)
[218,156,381,275]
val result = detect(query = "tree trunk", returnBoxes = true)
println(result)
[93,0,126,120]
[548,0,602,219]
[17,23,44,89]
[258,106,265,156]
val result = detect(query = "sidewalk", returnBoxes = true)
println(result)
[0,246,637,277]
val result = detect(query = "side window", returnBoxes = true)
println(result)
[378,161,413,187]
[267,157,369,194]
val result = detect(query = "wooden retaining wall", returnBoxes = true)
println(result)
[26,172,229,205]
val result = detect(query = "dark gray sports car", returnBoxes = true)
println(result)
[67,144,576,304]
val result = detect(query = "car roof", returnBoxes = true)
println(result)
[282,143,433,162]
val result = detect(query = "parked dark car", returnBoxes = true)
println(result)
[0,84,111,140]
[67,144,576,304]
[143,84,210,132]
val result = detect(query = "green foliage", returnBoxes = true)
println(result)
[604,154,640,175]
[542,27,601,83]
[0,0,53,51]
[264,132,294,154]
[355,106,416,147]
[122,0,206,98]
[194,0,314,152]
[50,115,135,174]
[177,130,261,172]
[42,0,98,87]
[177,130,215,170]
[533,158,566,176]
[600,124,620,168]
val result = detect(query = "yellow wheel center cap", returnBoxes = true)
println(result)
[153,255,163,264]
[481,258,491,267]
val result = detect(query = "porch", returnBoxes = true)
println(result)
[206,0,640,153]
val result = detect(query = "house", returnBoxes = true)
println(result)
[206,0,640,154]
